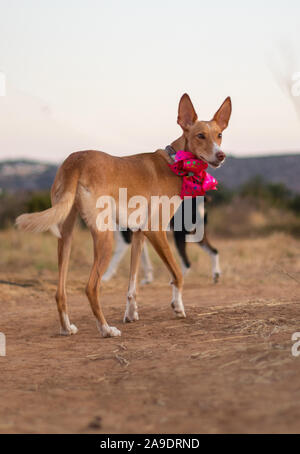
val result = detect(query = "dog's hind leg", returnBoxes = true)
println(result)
[86,229,121,337]
[199,231,220,283]
[56,206,78,335]
[124,230,145,322]
[145,230,185,318]
[140,241,153,285]
[102,230,131,281]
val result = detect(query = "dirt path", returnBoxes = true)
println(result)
[1,234,300,433]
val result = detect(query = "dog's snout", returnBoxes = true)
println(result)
[216,151,226,162]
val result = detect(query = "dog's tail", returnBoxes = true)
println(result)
[16,169,78,239]
[16,192,75,238]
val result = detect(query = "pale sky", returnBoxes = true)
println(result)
[0,0,300,163]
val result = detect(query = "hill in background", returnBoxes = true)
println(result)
[0,159,57,192]
[0,153,300,193]
[210,154,300,193]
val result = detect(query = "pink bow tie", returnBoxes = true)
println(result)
[169,150,218,199]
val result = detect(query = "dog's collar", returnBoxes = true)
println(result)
[165,145,177,163]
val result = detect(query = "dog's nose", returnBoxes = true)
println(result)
[216,151,226,162]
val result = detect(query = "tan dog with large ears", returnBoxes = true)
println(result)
[16,94,232,339]
[173,94,232,168]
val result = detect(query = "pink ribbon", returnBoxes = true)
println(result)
[169,150,218,199]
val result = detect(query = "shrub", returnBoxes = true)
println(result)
[207,183,233,206]
[26,191,51,213]
[290,195,300,216]
[240,176,292,207]
[0,191,27,228]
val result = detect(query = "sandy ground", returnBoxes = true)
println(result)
[1,230,300,433]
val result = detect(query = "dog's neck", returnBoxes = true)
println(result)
[170,135,190,153]
[163,135,191,164]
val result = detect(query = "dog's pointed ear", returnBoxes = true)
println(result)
[177,94,198,130]
[213,97,232,131]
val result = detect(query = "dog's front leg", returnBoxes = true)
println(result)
[124,231,144,323]
[144,230,186,318]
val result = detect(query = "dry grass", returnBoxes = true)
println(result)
[1,227,300,302]
[208,200,300,238]
[1,227,300,433]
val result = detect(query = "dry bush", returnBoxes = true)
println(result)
[207,197,300,238]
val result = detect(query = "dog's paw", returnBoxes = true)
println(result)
[60,323,78,336]
[123,309,139,323]
[123,299,139,323]
[99,324,121,338]
[175,310,186,318]
[171,302,186,319]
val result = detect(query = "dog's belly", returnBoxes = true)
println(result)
[116,194,182,232]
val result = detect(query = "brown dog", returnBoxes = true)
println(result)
[16,94,231,338]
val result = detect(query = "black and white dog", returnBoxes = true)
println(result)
[103,198,221,284]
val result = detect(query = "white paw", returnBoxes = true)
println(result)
[170,286,186,318]
[123,309,139,323]
[99,324,121,338]
[70,324,78,334]
[60,323,78,336]
[175,310,186,319]
[171,302,186,319]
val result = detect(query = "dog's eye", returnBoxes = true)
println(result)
[197,133,205,139]
[218,133,222,138]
